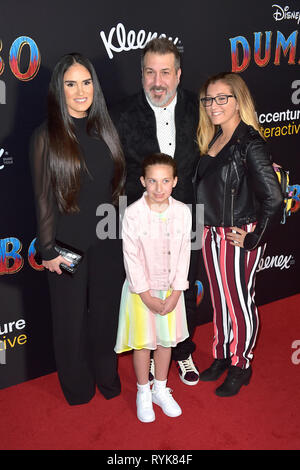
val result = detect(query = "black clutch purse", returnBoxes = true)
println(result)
[54,243,83,274]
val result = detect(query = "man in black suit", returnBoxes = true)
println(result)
[112,38,201,386]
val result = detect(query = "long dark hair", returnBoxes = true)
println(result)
[47,52,125,212]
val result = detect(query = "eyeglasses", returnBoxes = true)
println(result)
[200,94,235,107]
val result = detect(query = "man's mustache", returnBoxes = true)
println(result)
[150,86,167,92]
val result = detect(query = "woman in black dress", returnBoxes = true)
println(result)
[30,53,125,405]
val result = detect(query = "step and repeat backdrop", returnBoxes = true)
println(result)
[0,1,299,388]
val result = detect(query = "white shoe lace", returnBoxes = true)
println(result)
[153,387,181,416]
[154,387,174,403]
[178,355,198,374]
[161,386,172,396]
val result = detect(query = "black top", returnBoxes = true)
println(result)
[195,129,235,181]
[195,154,214,180]
[30,116,114,260]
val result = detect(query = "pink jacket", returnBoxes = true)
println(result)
[122,194,192,294]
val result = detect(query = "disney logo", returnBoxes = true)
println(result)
[272,4,300,24]
[100,22,180,59]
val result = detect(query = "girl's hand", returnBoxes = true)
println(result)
[42,255,73,275]
[139,291,165,314]
[226,226,253,248]
[159,291,181,316]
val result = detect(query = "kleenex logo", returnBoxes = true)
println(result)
[100,22,180,59]
[257,254,294,272]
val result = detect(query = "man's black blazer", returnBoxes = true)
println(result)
[111,87,200,206]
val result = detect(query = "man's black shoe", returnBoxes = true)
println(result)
[215,365,252,397]
[199,358,231,382]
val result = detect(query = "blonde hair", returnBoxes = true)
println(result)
[197,72,263,155]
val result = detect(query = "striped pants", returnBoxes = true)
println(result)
[202,225,264,369]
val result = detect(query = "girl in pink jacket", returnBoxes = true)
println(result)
[115,153,191,422]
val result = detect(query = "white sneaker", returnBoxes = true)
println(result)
[152,387,182,417]
[136,390,155,423]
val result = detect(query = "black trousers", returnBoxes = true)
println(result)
[171,247,200,361]
[47,238,123,405]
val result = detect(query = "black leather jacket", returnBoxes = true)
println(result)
[194,121,283,251]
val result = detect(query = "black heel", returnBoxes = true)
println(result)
[199,358,231,382]
[215,366,252,397]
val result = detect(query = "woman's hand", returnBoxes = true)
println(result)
[139,291,165,314]
[159,290,181,316]
[226,226,248,248]
[42,255,73,275]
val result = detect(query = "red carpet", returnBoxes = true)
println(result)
[0,294,299,451]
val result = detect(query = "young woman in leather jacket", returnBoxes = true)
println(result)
[195,72,283,397]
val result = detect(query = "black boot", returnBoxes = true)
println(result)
[215,365,252,397]
[199,358,231,382]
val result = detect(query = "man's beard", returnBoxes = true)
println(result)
[144,85,177,107]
